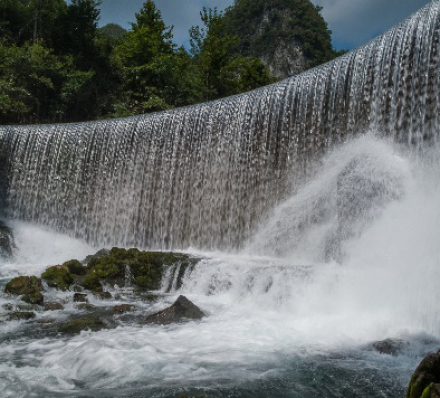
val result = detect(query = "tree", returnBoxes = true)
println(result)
[190,7,274,101]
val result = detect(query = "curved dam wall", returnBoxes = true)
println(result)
[0,1,439,251]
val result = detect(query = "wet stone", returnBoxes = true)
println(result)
[7,312,36,321]
[44,302,64,311]
[73,293,88,303]
[143,295,205,325]
[76,303,95,311]
[94,291,112,300]
[21,291,44,305]
[113,304,135,313]
[59,316,106,335]
[5,276,42,296]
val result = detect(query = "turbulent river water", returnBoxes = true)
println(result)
[2,0,440,396]
[1,136,440,397]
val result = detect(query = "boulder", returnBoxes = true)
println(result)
[371,339,406,356]
[73,293,88,303]
[113,304,135,313]
[59,316,106,334]
[407,351,440,398]
[7,312,36,321]
[41,265,73,291]
[21,291,44,305]
[143,295,205,325]
[44,302,64,311]
[63,260,87,275]
[5,276,42,295]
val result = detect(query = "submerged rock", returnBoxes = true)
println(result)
[73,293,88,303]
[44,302,64,311]
[143,295,205,325]
[407,350,440,398]
[113,304,135,313]
[7,312,36,321]
[59,316,106,334]
[371,339,406,356]
[21,291,44,305]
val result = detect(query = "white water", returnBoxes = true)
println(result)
[0,136,439,396]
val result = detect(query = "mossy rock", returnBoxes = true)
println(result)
[63,260,87,275]
[21,291,44,305]
[7,311,36,321]
[80,271,103,292]
[44,302,64,311]
[407,351,440,398]
[59,316,106,334]
[42,265,74,291]
[5,276,42,295]
[83,249,110,266]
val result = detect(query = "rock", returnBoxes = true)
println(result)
[94,291,112,300]
[82,248,110,266]
[2,303,14,311]
[0,220,15,259]
[80,271,103,292]
[73,293,88,303]
[407,350,440,398]
[113,304,135,313]
[371,339,406,356]
[41,265,73,291]
[44,302,64,311]
[63,259,87,275]
[21,291,44,305]
[143,295,205,325]
[76,303,95,311]
[5,276,43,295]
[7,312,36,321]
[59,316,106,334]
[16,304,40,311]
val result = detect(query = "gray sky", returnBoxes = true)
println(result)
[98,0,432,50]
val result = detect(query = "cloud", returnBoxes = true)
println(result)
[311,0,431,49]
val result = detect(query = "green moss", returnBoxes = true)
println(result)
[80,271,103,292]
[5,276,42,295]
[42,266,73,291]
[59,316,106,334]
[8,311,36,321]
[63,260,87,275]
[21,291,44,305]
[421,384,433,398]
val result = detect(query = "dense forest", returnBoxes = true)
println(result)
[0,0,339,124]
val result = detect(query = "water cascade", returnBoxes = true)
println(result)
[1,2,440,251]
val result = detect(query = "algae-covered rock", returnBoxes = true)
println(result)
[73,293,88,303]
[94,291,112,300]
[21,291,44,305]
[63,260,87,275]
[82,249,110,265]
[5,276,42,295]
[42,265,73,291]
[59,316,106,334]
[143,295,205,325]
[407,351,440,398]
[44,302,64,311]
[80,271,103,292]
[113,304,135,313]
[7,311,36,321]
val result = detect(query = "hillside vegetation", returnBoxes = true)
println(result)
[0,0,340,124]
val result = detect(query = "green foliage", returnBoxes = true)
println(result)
[225,0,338,70]
[0,0,339,124]
[190,7,274,101]
[42,265,74,291]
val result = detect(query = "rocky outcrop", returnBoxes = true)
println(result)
[407,351,440,398]
[4,276,44,305]
[0,220,15,259]
[143,295,205,325]
[59,316,106,335]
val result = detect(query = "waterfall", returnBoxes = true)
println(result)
[1,1,440,251]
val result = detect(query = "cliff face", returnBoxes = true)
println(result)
[225,0,336,79]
